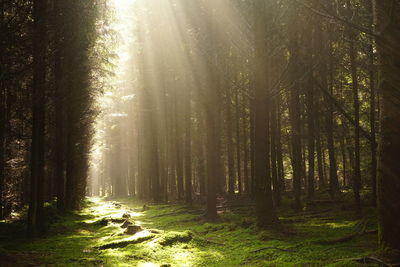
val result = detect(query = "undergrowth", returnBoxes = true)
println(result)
[0,194,380,266]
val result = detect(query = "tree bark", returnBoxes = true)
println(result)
[373,0,400,251]
[253,0,278,225]
[347,12,361,212]
[288,4,302,210]
[28,0,47,237]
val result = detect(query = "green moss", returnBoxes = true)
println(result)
[0,196,380,266]
[158,231,193,246]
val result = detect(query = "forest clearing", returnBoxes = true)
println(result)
[1,195,382,266]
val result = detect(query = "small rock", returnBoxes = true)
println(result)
[122,212,131,218]
[121,220,133,228]
[112,202,122,208]
[142,205,149,211]
[125,225,143,235]
[111,218,125,223]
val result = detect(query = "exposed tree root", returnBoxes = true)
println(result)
[149,209,202,218]
[284,208,332,218]
[251,246,297,253]
[194,238,225,246]
[319,228,377,245]
[97,234,155,249]
[334,256,400,267]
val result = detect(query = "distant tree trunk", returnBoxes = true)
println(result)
[204,104,218,219]
[204,9,221,220]
[253,0,278,225]
[347,14,361,212]
[249,96,255,196]
[287,4,302,210]
[225,87,235,195]
[196,107,207,198]
[270,99,280,205]
[373,0,400,251]
[149,104,161,202]
[174,89,184,200]
[326,36,340,198]
[242,93,250,193]
[184,85,192,204]
[198,138,207,198]
[339,129,347,187]
[0,83,4,220]
[28,0,47,237]
[306,79,315,199]
[315,100,325,190]
[367,1,377,205]
[235,86,242,194]
[54,0,66,212]
[276,96,285,192]
[313,22,326,190]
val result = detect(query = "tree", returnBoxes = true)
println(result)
[28,0,47,237]
[373,0,400,251]
[253,0,278,226]
[287,3,303,210]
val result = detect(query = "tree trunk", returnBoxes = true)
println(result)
[226,87,235,195]
[270,99,280,205]
[235,86,242,194]
[306,79,315,199]
[28,0,47,236]
[54,0,66,212]
[347,15,361,212]
[373,0,400,251]
[326,36,340,198]
[184,85,192,204]
[253,0,278,225]
[287,4,302,210]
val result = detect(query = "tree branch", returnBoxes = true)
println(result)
[294,0,380,39]
[312,77,375,145]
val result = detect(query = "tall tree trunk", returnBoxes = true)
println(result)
[270,99,280,205]
[0,0,5,219]
[373,0,400,251]
[288,4,302,210]
[326,36,340,198]
[313,22,326,190]
[28,0,47,236]
[242,93,250,193]
[203,8,221,220]
[226,87,235,195]
[276,95,285,193]
[253,0,278,225]
[347,13,361,212]
[174,89,184,200]
[235,86,242,194]
[367,0,377,206]
[184,85,192,204]
[54,0,66,212]
[306,82,315,199]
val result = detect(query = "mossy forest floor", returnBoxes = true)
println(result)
[0,195,381,266]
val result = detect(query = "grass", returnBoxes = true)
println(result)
[0,195,380,266]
